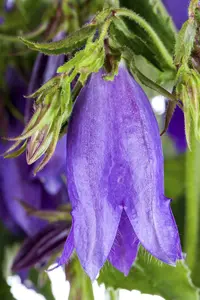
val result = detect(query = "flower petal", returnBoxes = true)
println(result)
[72,202,121,280]
[58,224,75,265]
[126,197,182,264]
[108,210,139,275]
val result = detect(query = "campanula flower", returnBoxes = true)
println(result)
[58,66,182,279]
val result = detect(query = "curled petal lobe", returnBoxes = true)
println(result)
[72,202,121,280]
[126,197,182,265]
[108,210,140,275]
[58,225,75,266]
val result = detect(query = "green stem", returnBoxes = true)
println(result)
[115,8,174,69]
[0,22,48,42]
[105,289,119,300]
[185,132,200,271]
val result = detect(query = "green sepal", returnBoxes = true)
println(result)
[160,101,177,136]
[103,53,121,81]
[19,25,97,55]
[33,111,63,174]
[175,21,197,66]
[27,76,60,99]
[27,129,53,165]
[4,141,27,159]
[19,201,72,222]
[109,18,162,70]
[60,78,71,114]
[176,68,200,148]
[66,257,94,300]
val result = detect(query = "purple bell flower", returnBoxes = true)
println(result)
[58,66,182,279]
[162,0,189,29]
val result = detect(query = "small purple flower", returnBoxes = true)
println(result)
[162,0,189,29]
[0,16,4,25]
[4,0,15,12]
[58,66,182,279]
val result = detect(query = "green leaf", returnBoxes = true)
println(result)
[175,21,197,65]
[119,0,176,54]
[20,25,97,55]
[0,223,19,299]
[66,257,94,300]
[0,276,15,300]
[98,250,199,300]
[109,19,161,70]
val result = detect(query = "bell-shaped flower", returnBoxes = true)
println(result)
[58,66,182,280]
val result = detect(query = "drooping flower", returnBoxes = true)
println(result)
[58,66,182,279]
[162,0,189,29]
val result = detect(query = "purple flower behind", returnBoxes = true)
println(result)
[35,136,67,195]
[4,0,15,12]
[0,16,4,25]
[0,151,45,236]
[58,66,182,279]
[162,0,189,29]
[167,107,187,152]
